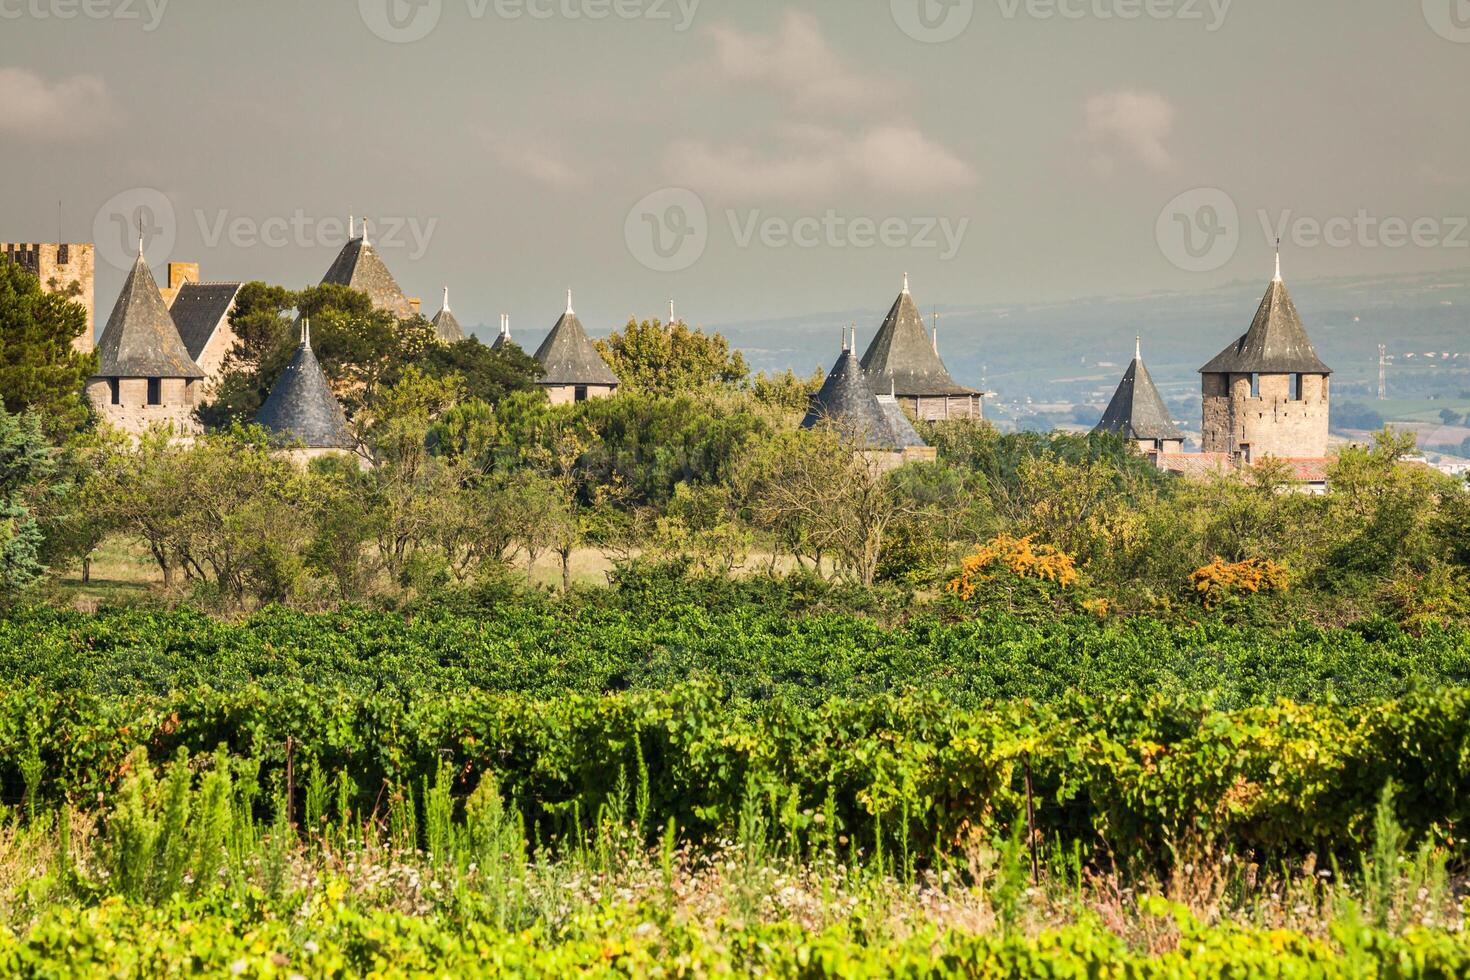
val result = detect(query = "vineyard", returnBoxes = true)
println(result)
[2,602,1467,706]
[0,597,1467,975]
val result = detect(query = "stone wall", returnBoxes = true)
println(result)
[195,316,238,397]
[159,262,200,305]
[2,242,95,353]
[1200,371,1329,460]
[542,383,617,406]
[86,376,201,437]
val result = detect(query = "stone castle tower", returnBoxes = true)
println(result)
[1,242,95,353]
[533,291,619,404]
[1095,337,1184,456]
[859,274,982,421]
[87,244,205,436]
[1199,254,1331,463]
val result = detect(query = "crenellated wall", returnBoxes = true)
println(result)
[1,242,95,353]
[1201,371,1330,461]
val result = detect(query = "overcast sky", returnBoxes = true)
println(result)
[3,0,1468,342]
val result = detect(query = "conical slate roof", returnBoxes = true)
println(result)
[802,345,920,452]
[255,327,354,450]
[95,253,205,379]
[876,394,929,450]
[1200,264,1332,376]
[319,236,417,320]
[1095,342,1183,441]
[431,288,465,343]
[490,314,516,352]
[533,294,619,386]
[860,277,974,398]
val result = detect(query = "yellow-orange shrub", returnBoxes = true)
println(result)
[1189,557,1289,609]
[946,535,1079,601]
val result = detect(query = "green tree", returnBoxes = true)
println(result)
[0,260,95,437]
[0,406,57,600]
[418,336,542,405]
[596,318,747,395]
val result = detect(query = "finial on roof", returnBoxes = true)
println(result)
[302,317,311,349]
[932,310,939,355]
[441,286,450,312]
[566,289,574,315]
[668,298,675,326]
[902,272,910,294]
[1273,238,1282,283]
[501,313,510,337]
[349,214,355,240]
[363,218,370,247]
[850,324,857,354]
[1135,335,1142,360]
[136,220,145,258]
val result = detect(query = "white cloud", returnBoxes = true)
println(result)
[481,132,584,189]
[0,67,117,143]
[664,124,978,200]
[703,12,897,115]
[1084,88,1175,174]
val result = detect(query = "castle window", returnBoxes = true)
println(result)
[108,379,119,405]
[57,244,69,264]
[1292,374,1303,401]
[147,378,162,406]
[1249,374,1260,398]
[574,385,589,403]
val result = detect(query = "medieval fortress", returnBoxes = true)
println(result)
[2,231,1331,479]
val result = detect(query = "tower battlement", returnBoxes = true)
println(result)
[1,241,96,354]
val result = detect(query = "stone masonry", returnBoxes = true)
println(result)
[1,242,96,353]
